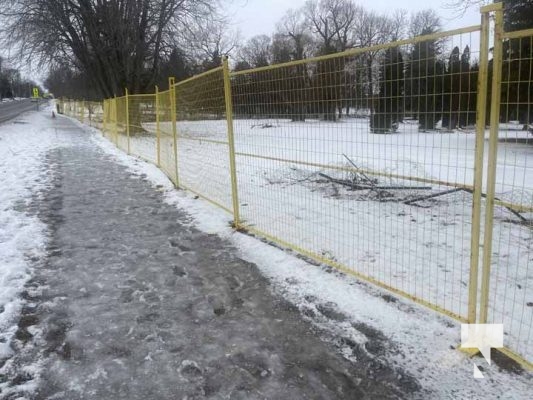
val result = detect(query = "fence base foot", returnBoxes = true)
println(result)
[458,346,480,357]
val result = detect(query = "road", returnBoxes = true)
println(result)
[0,99,42,123]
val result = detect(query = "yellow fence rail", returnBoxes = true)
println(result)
[58,3,532,369]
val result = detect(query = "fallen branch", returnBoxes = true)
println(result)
[251,123,275,129]
[406,187,529,223]
[318,173,431,190]
[404,188,464,205]
[461,188,528,223]
[318,172,368,190]
[342,154,376,185]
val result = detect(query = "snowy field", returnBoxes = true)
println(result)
[90,125,533,398]
[122,116,533,364]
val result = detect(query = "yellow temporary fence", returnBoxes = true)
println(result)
[478,2,533,367]
[58,3,532,369]
[57,100,104,129]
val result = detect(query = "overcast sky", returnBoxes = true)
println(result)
[227,0,481,39]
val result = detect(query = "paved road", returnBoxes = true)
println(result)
[2,116,420,399]
[0,99,42,123]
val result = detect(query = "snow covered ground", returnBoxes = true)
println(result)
[88,125,533,398]
[0,104,57,392]
[118,116,533,364]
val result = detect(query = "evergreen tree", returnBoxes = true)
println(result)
[501,0,533,124]
[468,61,479,127]
[371,48,404,133]
[442,46,461,130]
[407,38,443,132]
[503,0,533,32]
[271,34,310,121]
[314,45,343,121]
[158,48,192,89]
[459,45,474,127]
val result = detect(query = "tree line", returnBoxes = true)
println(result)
[231,0,531,132]
[0,57,41,99]
[229,1,478,131]
[0,0,530,131]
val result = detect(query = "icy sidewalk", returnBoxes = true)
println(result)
[1,115,418,399]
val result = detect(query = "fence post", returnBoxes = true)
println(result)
[169,77,179,187]
[155,86,161,167]
[113,95,119,146]
[467,6,491,324]
[103,100,107,133]
[479,2,504,324]
[222,56,241,228]
[125,88,130,155]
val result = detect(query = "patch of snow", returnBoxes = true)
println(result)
[0,103,57,393]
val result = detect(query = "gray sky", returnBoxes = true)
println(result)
[228,0,481,39]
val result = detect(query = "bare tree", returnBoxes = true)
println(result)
[351,9,393,115]
[276,9,313,62]
[302,0,363,120]
[409,9,442,37]
[270,9,315,121]
[238,35,272,68]
[0,0,223,97]
[444,0,491,16]
[303,0,361,54]
[388,9,409,42]
[186,18,240,72]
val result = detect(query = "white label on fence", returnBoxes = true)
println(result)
[461,323,504,367]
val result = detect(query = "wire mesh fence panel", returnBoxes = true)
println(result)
[484,29,533,364]
[114,96,128,152]
[231,28,482,321]
[174,68,233,213]
[86,101,104,129]
[102,99,112,140]
[63,100,73,118]
[157,89,177,185]
[73,101,79,120]
[79,101,86,122]
[111,98,119,145]
[56,99,64,115]
[127,94,158,163]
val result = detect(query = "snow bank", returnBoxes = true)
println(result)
[0,105,56,385]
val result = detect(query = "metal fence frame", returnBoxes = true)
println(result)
[58,2,532,370]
